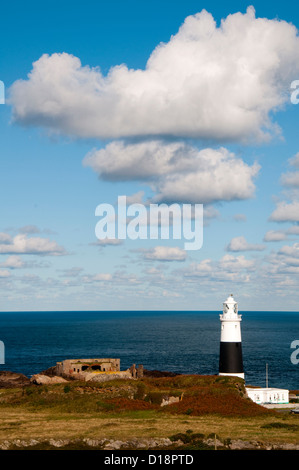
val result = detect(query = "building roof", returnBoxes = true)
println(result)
[246,387,289,392]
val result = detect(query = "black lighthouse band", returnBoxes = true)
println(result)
[219,341,244,374]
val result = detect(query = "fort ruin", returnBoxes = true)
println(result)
[55,358,143,383]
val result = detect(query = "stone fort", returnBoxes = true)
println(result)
[55,358,143,383]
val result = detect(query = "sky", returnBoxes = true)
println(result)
[1,0,299,311]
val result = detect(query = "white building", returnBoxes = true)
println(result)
[246,387,289,404]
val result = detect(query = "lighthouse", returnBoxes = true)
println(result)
[219,294,244,380]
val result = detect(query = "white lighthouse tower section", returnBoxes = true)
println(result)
[220,295,242,343]
[219,294,244,380]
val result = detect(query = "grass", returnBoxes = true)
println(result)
[0,375,298,448]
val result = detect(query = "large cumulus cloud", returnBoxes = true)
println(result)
[9,7,299,142]
[84,141,259,204]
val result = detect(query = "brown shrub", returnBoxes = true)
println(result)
[163,389,273,417]
[106,397,159,411]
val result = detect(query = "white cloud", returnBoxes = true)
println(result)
[287,225,299,235]
[183,254,255,282]
[269,201,299,223]
[263,230,287,242]
[125,191,146,205]
[0,270,11,278]
[144,246,187,261]
[0,233,65,255]
[0,255,25,269]
[0,233,12,244]
[60,267,84,277]
[281,172,299,188]
[265,242,299,276]
[183,259,213,277]
[94,238,123,247]
[233,214,247,223]
[9,7,299,142]
[219,254,256,271]
[82,273,113,283]
[278,243,299,258]
[93,273,113,281]
[270,153,299,223]
[84,141,259,204]
[226,236,265,252]
[288,152,299,168]
[19,225,40,234]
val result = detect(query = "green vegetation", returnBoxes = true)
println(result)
[261,422,299,431]
[0,375,298,449]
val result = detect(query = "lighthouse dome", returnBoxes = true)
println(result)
[225,294,237,305]
[222,294,239,317]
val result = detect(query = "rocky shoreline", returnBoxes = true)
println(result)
[0,368,181,388]
[0,436,299,451]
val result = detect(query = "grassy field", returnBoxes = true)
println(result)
[0,375,298,449]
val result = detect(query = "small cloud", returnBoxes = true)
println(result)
[59,267,84,277]
[263,230,287,242]
[0,255,25,269]
[122,191,145,206]
[19,225,40,234]
[0,233,66,256]
[92,238,123,247]
[0,269,11,278]
[144,246,187,261]
[226,236,265,252]
[0,233,12,244]
[233,214,247,223]
[278,243,299,258]
[287,225,299,235]
[269,201,299,223]
[82,273,113,283]
[288,152,299,168]
[280,172,299,188]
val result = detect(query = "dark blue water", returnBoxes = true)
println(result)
[0,311,298,390]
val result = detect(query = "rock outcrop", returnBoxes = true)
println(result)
[0,371,30,388]
[30,374,68,385]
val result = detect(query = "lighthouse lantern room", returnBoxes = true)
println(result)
[219,294,244,380]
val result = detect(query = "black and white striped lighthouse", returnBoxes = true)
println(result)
[219,294,244,380]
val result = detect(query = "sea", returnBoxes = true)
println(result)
[0,310,298,390]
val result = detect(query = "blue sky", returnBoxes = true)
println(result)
[1,1,299,311]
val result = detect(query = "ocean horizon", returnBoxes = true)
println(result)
[0,310,298,390]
